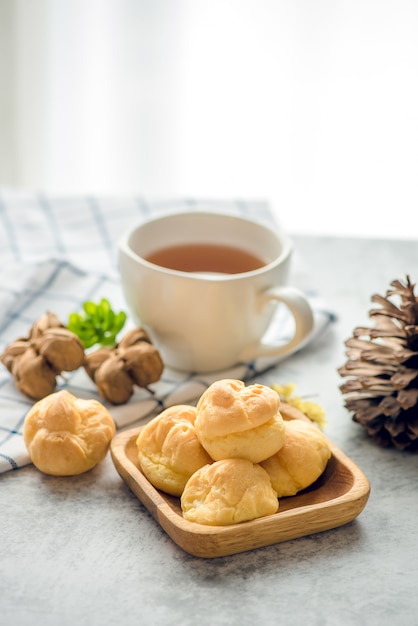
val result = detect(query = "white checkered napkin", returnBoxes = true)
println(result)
[0,192,336,473]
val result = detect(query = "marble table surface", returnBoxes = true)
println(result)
[2,234,418,626]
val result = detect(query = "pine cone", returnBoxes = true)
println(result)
[338,276,418,451]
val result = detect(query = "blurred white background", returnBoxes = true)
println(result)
[1,0,418,238]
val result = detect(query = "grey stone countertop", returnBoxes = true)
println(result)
[2,235,418,626]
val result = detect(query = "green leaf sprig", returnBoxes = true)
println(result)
[67,298,127,349]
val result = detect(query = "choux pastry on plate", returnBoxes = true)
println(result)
[180,458,279,525]
[23,390,116,476]
[260,418,331,497]
[136,405,213,497]
[195,379,285,463]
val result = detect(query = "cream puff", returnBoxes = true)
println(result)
[181,458,279,525]
[136,404,213,496]
[23,390,116,476]
[260,418,331,497]
[194,379,285,463]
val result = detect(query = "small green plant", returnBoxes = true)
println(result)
[67,298,127,349]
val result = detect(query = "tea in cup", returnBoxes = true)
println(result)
[118,211,314,372]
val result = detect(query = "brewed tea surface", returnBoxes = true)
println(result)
[145,243,265,274]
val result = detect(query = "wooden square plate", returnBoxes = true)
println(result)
[110,406,370,558]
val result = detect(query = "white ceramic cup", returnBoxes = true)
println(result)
[118,211,314,372]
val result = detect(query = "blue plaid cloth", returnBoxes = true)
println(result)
[0,190,336,472]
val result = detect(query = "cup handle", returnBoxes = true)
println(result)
[239,286,315,362]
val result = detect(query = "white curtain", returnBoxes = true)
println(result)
[1,0,418,237]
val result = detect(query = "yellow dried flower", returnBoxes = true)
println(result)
[271,383,327,430]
